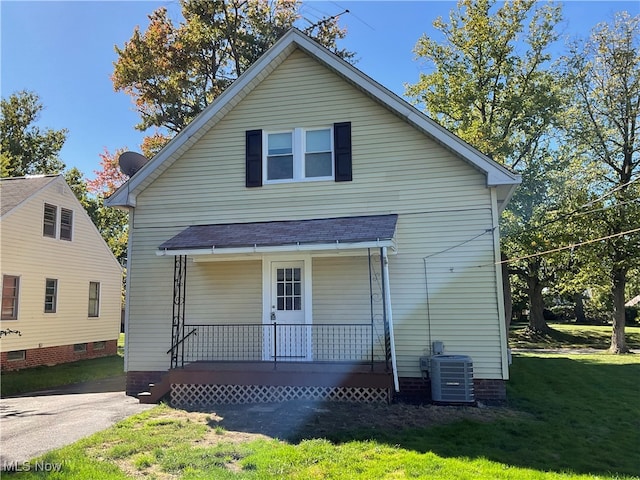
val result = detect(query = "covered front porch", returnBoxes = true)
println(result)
[149,215,400,406]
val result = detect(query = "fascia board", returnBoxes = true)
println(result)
[106,38,298,208]
[106,29,520,207]
[292,31,521,188]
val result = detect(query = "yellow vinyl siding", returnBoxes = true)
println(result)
[187,261,262,324]
[126,48,506,379]
[0,178,122,353]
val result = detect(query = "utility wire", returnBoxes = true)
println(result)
[493,226,640,266]
[423,228,495,260]
[522,175,640,231]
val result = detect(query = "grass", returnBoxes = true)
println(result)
[5,353,640,479]
[509,322,640,350]
[1,333,126,397]
[0,355,124,397]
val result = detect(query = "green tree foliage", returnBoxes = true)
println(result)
[0,91,67,177]
[87,149,129,264]
[406,0,562,169]
[64,157,129,265]
[405,0,565,334]
[560,12,640,353]
[112,0,352,149]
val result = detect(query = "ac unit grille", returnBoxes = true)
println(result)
[430,355,474,404]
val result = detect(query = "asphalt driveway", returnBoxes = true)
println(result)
[0,376,154,465]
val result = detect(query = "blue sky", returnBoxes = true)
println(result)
[2,1,638,181]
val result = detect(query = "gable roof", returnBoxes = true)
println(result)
[0,175,60,217]
[106,28,521,210]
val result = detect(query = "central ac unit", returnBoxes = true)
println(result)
[430,354,474,404]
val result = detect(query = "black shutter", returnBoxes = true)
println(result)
[334,122,352,182]
[246,130,262,187]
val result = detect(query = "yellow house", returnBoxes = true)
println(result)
[106,29,520,405]
[0,175,122,371]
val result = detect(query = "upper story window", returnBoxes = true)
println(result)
[246,122,351,188]
[43,203,73,241]
[264,128,333,183]
[43,204,57,237]
[60,208,73,241]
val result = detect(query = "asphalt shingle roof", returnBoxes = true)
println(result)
[159,214,398,251]
[0,175,59,217]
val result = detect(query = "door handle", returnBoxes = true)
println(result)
[270,311,276,321]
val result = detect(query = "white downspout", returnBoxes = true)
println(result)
[382,247,399,392]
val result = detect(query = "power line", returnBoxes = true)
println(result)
[528,175,640,231]
[495,226,640,266]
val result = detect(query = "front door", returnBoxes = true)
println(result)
[266,261,309,360]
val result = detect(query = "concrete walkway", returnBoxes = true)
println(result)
[0,376,154,465]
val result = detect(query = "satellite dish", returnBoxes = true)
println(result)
[118,151,149,177]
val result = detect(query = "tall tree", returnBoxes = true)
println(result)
[1,91,68,177]
[405,0,565,334]
[87,149,130,263]
[112,0,352,149]
[561,12,640,353]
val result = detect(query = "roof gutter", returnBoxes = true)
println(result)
[156,238,397,257]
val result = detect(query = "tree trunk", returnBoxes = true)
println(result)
[501,253,513,336]
[609,268,629,353]
[527,276,549,334]
[573,292,586,324]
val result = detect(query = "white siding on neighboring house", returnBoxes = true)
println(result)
[124,48,506,380]
[0,177,122,353]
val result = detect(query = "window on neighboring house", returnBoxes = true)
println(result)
[7,350,26,361]
[1,275,20,320]
[44,278,58,313]
[93,341,106,350]
[43,203,57,237]
[60,208,73,241]
[88,282,100,317]
[264,128,334,183]
[73,343,87,353]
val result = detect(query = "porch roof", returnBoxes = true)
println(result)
[157,214,398,256]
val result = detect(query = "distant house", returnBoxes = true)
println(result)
[0,175,123,371]
[106,29,520,405]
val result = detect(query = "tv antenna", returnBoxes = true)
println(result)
[303,9,350,34]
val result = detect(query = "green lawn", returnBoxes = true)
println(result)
[1,334,126,397]
[7,353,640,479]
[1,355,124,397]
[509,322,640,350]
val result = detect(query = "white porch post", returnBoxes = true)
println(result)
[381,247,399,392]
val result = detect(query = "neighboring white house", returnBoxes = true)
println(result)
[0,175,123,371]
[106,29,521,405]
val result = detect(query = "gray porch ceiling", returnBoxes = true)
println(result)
[158,214,398,254]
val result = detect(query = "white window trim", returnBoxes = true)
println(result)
[263,127,334,184]
[60,207,73,241]
[1,274,20,321]
[44,278,58,314]
[43,203,57,238]
[88,281,100,318]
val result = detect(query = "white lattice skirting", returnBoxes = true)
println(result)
[171,384,390,407]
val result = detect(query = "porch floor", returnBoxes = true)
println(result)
[171,361,393,389]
